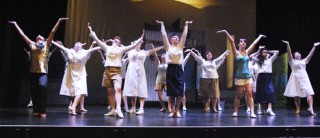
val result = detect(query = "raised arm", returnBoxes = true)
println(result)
[188,49,203,65]
[182,51,191,66]
[249,48,261,63]
[52,41,69,52]
[246,34,266,54]
[154,52,160,66]
[48,47,57,58]
[268,50,279,62]
[60,49,68,62]
[217,30,237,57]
[148,46,164,55]
[97,50,106,65]
[24,48,31,60]
[8,21,32,45]
[87,41,101,53]
[178,21,193,49]
[214,50,230,68]
[46,18,68,46]
[122,30,145,52]
[156,20,170,51]
[305,42,320,63]
[88,22,108,50]
[282,40,293,61]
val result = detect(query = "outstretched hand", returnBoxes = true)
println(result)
[156,20,163,24]
[59,18,69,21]
[185,20,193,25]
[314,42,320,47]
[217,30,227,34]
[140,30,145,39]
[8,21,17,24]
[226,50,231,55]
[282,40,289,45]
[259,34,266,38]
[184,49,192,53]
[88,22,93,33]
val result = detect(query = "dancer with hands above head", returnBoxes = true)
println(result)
[8,18,68,117]
[217,30,266,118]
[283,40,319,115]
[52,41,101,115]
[156,20,192,118]
[123,43,164,115]
[187,48,230,113]
[88,23,144,118]
[251,46,279,116]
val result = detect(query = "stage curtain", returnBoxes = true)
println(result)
[64,0,114,47]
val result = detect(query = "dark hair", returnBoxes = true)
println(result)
[204,51,212,61]
[258,47,268,67]
[170,32,179,38]
[114,36,121,44]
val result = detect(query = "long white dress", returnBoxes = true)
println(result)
[284,59,314,97]
[59,49,91,97]
[122,49,149,98]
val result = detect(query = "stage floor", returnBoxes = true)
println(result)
[0,106,320,137]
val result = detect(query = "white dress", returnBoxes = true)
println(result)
[59,49,91,97]
[284,59,314,97]
[122,49,149,98]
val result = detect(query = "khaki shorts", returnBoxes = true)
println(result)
[104,67,122,88]
[234,78,253,86]
[154,83,167,92]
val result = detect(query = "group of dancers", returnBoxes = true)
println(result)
[8,17,319,118]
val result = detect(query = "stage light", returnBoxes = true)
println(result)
[174,0,220,9]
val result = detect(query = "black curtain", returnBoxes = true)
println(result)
[0,0,67,107]
[257,0,320,107]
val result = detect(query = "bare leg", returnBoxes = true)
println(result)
[244,91,250,112]
[175,96,183,117]
[168,96,173,113]
[70,94,84,115]
[80,96,87,112]
[217,97,222,111]
[234,86,245,115]
[211,97,218,112]
[245,83,256,117]
[122,96,129,111]
[294,97,300,114]
[131,97,137,111]
[182,95,187,110]
[202,97,210,112]
[168,96,175,117]
[104,87,116,116]
[157,90,166,111]
[136,98,145,115]
[307,95,316,115]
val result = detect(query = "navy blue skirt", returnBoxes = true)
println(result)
[166,64,184,97]
[255,73,276,104]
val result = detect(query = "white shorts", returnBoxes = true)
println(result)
[234,78,253,86]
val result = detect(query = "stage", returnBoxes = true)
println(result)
[0,106,319,137]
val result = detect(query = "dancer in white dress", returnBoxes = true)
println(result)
[282,40,319,115]
[123,44,164,115]
[52,41,101,115]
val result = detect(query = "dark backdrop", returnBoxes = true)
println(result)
[256,0,320,107]
[0,0,68,107]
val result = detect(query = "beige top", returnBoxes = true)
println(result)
[29,41,50,73]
